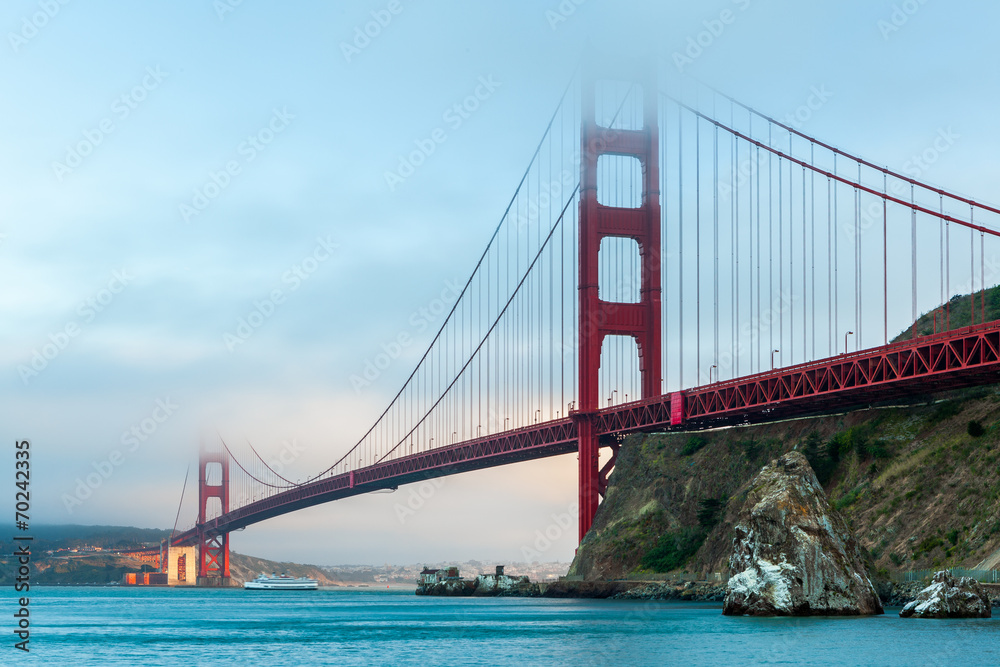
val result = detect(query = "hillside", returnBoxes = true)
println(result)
[0,525,349,586]
[0,525,170,585]
[229,553,341,586]
[892,285,1000,342]
[569,385,1000,581]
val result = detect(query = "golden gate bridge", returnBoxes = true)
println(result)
[165,57,1000,585]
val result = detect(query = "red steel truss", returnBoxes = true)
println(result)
[595,320,1000,434]
[175,321,1000,550]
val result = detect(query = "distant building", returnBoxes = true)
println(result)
[419,568,440,585]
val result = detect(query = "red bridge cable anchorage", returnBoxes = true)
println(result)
[662,93,1000,238]
[690,80,1000,217]
[304,70,581,483]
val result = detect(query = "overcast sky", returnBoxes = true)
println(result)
[3,1,999,566]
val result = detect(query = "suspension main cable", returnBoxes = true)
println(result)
[220,438,293,490]
[688,79,1000,216]
[663,93,1000,238]
[306,70,582,482]
[375,183,581,465]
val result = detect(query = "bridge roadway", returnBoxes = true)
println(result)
[172,319,1000,547]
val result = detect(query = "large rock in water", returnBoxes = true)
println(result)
[899,571,992,618]
[723,451,883,616]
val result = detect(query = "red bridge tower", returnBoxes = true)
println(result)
[577,61,661,542]
[197,442,231,586]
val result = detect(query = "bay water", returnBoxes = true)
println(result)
[10,587,998,665]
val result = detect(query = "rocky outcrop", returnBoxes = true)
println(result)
[472,573,539,597]
[723,451,883,616]
[613,581,726,602]
[417,574,539,597]
[537,580,636,598]
[415,579,475,596]
[899,571,992,618]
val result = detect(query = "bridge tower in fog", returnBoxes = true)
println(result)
[197,443,231,587]
[575,59,661,542]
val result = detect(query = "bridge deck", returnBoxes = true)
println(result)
[173,320,1000,546]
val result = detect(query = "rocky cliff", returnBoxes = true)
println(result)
[722,451,883,616]
[899,571,992,618]
[569,385,1000,581]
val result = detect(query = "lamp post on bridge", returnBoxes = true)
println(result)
[771,349,780,371]
[845,331,854,354]
[709,364,717,384]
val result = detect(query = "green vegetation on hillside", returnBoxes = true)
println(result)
[893,285,1000,342]
[639,497,727,573]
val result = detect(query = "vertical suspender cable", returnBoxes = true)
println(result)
[810,143,815,358]
[696,115,701,382]
[714,123,720,373]
[779,140,784,364]
[662,102,668,391]
[883,170,887,344]
[733,104,739,379]
[679,106,684,387]
[857,163,862,348]
[803,158,807,359]
[911,183,917,337]
[944,195,949,330]
[827,175,832,356]
[971,206,976,325]
[756,143,761,373]
[833,155,838,352]
[768,125,773,364]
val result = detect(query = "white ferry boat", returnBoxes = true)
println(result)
[243,573,319,590]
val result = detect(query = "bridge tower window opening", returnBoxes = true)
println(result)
[203,461,222,485]
[203,497,222,523]
[599,237,641,304]
[597,155,643,209]
[599,335,641,409]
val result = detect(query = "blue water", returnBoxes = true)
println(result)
[10,587,998,665]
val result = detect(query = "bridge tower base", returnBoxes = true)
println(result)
[577,59,661,542]
[197,442,232,587]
